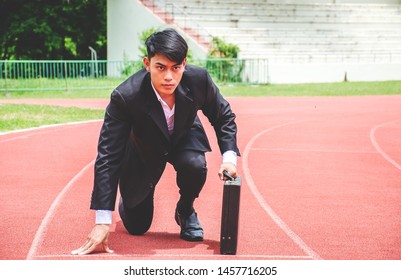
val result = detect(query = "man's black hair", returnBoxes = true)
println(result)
[145,28,188,64]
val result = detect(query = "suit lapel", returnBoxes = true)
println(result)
[145,80,171,142]
[173,84,194,142]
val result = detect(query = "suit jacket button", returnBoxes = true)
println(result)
[149,183,153,189]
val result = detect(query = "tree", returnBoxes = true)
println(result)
[208,37,239,59]
[206,37,243,83]
[0,0,106,60]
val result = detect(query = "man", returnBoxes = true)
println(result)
[72,28,239,255]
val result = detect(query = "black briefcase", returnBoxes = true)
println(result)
[220,171,241,255]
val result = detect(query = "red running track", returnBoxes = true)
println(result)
[1,96,400,260]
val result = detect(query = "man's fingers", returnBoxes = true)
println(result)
[71,240,97,255]
[71,248,81,255]
[102,234,114,254]
[103,244,114,254]
[218,163,237,181]
[78,242,97,255]
[71,240,90,255]
[71,237,114,255]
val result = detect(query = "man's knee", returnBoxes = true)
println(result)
[174,151,207,174]
[118,196,154,236]
[125,222,151,236]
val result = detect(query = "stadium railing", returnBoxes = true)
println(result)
[0,58,268,92]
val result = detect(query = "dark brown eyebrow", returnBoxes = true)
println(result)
[155,62,182,67]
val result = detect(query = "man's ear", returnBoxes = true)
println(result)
[143,57,150,72]
[182,57,187,67]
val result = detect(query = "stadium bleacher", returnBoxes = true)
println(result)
[141,0,401,63]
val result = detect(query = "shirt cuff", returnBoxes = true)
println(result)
[222,150,237,166]
[96,210,113,224]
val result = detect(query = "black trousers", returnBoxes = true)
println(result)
[119,149,207,235]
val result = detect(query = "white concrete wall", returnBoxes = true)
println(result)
[107,0,164,62]
[267,63,346,84]
[107,0,207,62]
[346,63,401,81]
[267,62,401,84]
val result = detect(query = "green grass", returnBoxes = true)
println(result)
[0,104,104,133]
[1,80,400,133]
[0,77,123,97]
[219,80,401,97]
[0,88,113,99]
[2,80,401,99]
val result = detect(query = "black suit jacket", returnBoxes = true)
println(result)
[90,65,240,210]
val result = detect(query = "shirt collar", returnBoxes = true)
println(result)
[151,82,163,102]
[151,82,175,111]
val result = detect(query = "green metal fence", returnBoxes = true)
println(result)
[0,58,269,92]
[0,60,132,92]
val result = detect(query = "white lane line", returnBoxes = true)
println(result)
[26,160,95,260]
[252,148,377,154]
[370,119,401,171]
[34,253,313,260]
[242,121,322,260]
[0,119,102,143]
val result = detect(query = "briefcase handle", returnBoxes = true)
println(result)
[223,170,235,181]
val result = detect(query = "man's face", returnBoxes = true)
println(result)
[143,53,186,98]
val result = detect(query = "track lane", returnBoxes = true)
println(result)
[2,96,401,260]
[0,121,102,259]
